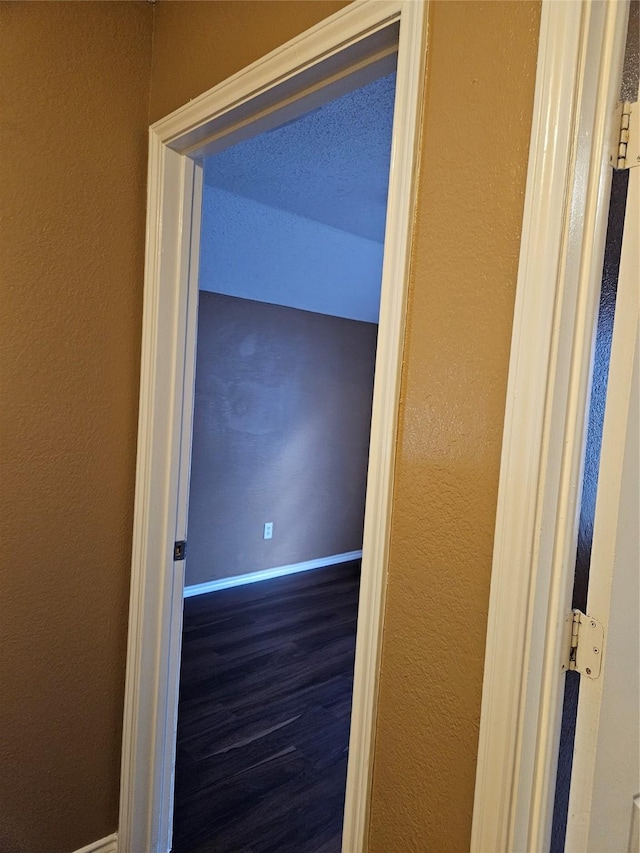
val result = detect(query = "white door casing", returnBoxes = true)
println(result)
[564,145,639,853]
[471,1,631,851]
[118,3,428,852]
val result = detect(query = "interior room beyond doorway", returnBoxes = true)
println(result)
[172,71,397,853]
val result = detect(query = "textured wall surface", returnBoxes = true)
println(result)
[0,4,152,851]
[368,3,540,850]
[0,1,540,850]
[149,0,350,124]
[187,293,377,586]
[199,187,384,323]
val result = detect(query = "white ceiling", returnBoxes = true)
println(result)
[203,73,396,244]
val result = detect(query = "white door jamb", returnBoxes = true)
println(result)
[564,126,639,853]
[471,2,629,851]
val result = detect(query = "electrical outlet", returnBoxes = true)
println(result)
[263,522,273,540]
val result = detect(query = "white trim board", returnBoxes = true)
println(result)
[119,3,428,853]
[565,147,639,853]
[183,550,363,597]
[471,2,630,852]
[71,834,117,853]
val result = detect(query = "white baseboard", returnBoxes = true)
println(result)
[183,550,362,598]
[71,834,117,853]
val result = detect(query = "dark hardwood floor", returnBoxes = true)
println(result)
[171,560,361,853]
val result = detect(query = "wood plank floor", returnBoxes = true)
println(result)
[171,560,360,853]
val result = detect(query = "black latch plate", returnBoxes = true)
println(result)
[174,540,187,561]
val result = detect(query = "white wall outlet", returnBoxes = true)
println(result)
[263,522,273,540]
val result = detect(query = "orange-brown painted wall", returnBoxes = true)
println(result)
[1,1,539,850]
[369,3,540,849]
[0,3,152,851]
[149,0,350,123]
[150,2,540,849]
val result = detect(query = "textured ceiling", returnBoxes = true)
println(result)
[203,73,396,244]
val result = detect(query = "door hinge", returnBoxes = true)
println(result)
[561,609,604,679]
[611,100,640,170]
[173,540,187,561]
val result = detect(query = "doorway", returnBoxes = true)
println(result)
[172,72,396,852]
[119,5,427,853]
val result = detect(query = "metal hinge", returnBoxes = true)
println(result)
[611,101,640,170]
[173,540,187,561]
[561,610,604,679]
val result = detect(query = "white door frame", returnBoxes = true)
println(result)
[118,3,428,852]
[565,157,639,852]
[471,1,630,852]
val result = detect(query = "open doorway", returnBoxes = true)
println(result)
[118,5,427,852]
[172,73,396,853]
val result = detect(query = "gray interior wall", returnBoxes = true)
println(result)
[185,292,378,586]
[198,187,384,323]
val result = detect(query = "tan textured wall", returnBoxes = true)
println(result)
[150,2,540,850]
[0,1,539,850]
[149,0,350,123]
[369,3,540,849]
[0,4,152,852]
